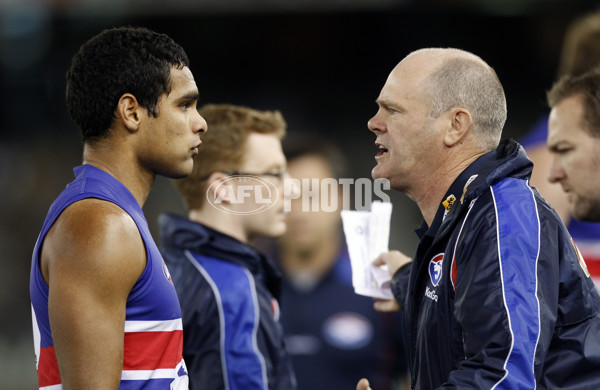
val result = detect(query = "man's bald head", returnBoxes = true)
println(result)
[397,48,507,150]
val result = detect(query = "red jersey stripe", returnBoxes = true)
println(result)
[580,252,600,278]
[575,237,600,276]
[123,330,183,371]
[38,346,60,387]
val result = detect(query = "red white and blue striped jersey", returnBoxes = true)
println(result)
[30,164,189,390]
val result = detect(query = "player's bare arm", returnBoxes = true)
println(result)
[40,199,146,389]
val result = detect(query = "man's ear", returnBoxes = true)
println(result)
[443,108,473,147]
[115,93,143,132]
[207,171,232,204]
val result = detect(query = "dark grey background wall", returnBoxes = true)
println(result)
[1,1,598,387]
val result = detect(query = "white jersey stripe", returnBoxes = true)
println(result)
[124,319,183,333]
[121,368,178,380]
[32,305,41,370]
[40,385,62,390]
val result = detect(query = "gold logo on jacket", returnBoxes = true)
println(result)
[442,195,456,212]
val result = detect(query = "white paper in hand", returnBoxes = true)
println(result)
[341,201,393,299]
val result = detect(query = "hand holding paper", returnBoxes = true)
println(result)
[341,201,394,299]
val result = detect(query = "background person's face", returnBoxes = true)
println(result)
[548,93,600,221]
[235,132,289,239]
[280,155,342,253]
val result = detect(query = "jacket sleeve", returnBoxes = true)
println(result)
[440,179,547,389]
[391,264,411,309]
[174,255,229,390]
[181,254,270,390]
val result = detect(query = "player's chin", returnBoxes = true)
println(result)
[182,162,195,177]
[162,160,194,180]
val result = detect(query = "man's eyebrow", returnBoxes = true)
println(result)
[547,140,568,152]
[376,98,403,112]
[177,92,200,102]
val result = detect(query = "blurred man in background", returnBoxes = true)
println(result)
[520,10,600,286]
[268,134,408,390]
[547,70,600,224]
[159,104,297,390]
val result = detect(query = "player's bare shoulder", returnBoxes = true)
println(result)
[41,198,146,289]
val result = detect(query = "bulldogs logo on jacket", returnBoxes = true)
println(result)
[429,253,444,287]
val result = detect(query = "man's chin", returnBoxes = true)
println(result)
[572,202,600,222]
[263,223,287,239]
[371,166,387,180]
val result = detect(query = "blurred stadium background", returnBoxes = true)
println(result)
[1,0,599,387]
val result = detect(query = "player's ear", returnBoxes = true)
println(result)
[115,93,143,133]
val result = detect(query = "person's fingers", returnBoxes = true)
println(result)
[372,253,386,267]
[386,250,412,274]
[356,378,372,390]
[372,251,412,275]
[373,299,401,312]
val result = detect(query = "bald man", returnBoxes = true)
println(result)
[358,48,600,389]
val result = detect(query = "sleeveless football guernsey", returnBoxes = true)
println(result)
[30,164,188,389]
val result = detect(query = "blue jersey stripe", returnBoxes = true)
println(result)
[120,378,176,390]
[187,252,267,390]
[491,178,541,390]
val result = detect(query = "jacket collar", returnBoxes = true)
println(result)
[158,212,283,299]
[159,213,268,275]
[416,139,533,241]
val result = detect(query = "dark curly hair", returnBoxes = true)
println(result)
[66,26,190,142]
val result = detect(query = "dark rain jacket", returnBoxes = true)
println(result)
[159,214,297,390]
[391,139,600,389]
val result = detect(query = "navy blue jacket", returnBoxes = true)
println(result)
[158,214,297,390]
[391,139,600,389]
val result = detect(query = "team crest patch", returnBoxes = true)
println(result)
[429,253,444,287]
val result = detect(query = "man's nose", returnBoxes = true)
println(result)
[547,154,564,184]
[367,111,384,134]
[195,112,208,134]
